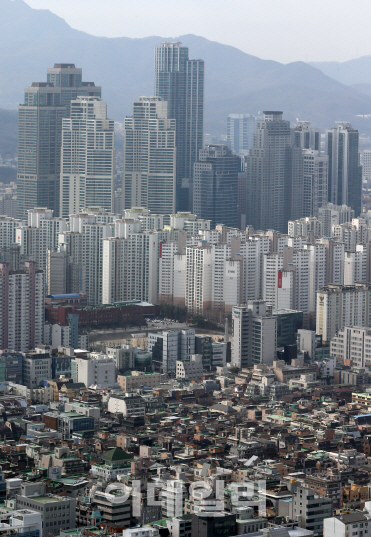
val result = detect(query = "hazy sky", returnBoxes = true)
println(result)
[24,0,371,64]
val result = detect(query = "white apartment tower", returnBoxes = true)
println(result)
[318,202,354,237]
[331,326,371,368]
[123,97,176,215]
[185,242,213,315]
[0,261,44,351]
[316,283,371,343]
[16,208,67,273]
[59,211,114,305]
[231,301,277,368]
[102,229,159,304]
[60,97,115,218]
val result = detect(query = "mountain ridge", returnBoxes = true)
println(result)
[1,0,371,142]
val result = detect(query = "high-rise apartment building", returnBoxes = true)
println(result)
[185,242,213,315]
[227,114,256,156]
[60,97,115,217]
[231,301,277,368]
[123,97,176,215]
[331,326,371,368]
[0,261,44,351]
[246,111,301,233]
[16,207,67,273]
[325,122,362,216]
[302,150,328,218]
[193,145,241,228]
[17,64,101,218]
[102,227,159,305]
[316,283,371,343]
[155,42,204,211]
[318,202,354,237]
[59,211,116,305]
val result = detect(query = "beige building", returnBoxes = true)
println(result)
[117,371,162,391]
[176,354,203,381]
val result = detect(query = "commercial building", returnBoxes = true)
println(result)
[22,352,52,389]
[227,114,256,156]
[71,353,116,388]
[245,111,302,233]
[148,329,195,374]
[193,145,242,228]
[117,371,162,391]
[176,354,204,381]
[107,393,146,417]
[325,122,362,216]
[292,486,332,536]
[17,63,101,218]
[155,42,204,211]
[191,513,237,537]
[43,411,95,439]
[16,490,76,536]
[60,97,114,217]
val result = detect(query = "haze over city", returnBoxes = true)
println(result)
[22,0,371,62]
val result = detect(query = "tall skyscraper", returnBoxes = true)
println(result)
[154,42,204,211]
[325,122,362,216]
[17,64,101,219]
[302,149,328,218]
[193,145,241,228]
[293,121,321,151]
[123,97,176,215]
[363,149,371,182]
[60,97,115,217]
[227,114,256,156]
[246,111,301,233]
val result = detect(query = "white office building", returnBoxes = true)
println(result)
[176,354,203,381]
[71,353,116,388]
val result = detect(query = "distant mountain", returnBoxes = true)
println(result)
[2,0,371,144]
[310,57,371,86]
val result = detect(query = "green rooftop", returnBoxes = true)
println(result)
[101,446,132,462]
[31,496,64,503]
